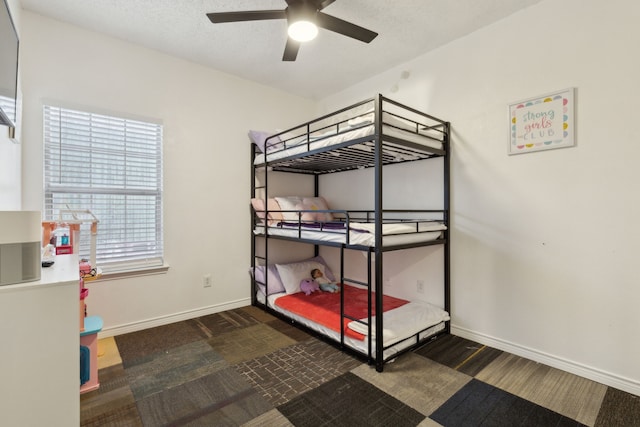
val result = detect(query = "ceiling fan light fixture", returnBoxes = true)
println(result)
[288,20,318,42]
[207,0,378,61]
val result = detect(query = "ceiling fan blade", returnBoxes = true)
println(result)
[286,0,333,9]
[315,12,378,43]
[283,38,301,61]
[207,10,286,24]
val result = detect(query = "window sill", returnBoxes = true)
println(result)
[90,264,170,282]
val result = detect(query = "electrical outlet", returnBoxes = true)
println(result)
[203,274,212,288]
[417,280,424,293]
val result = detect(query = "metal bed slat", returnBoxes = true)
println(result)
[271,141,438,174]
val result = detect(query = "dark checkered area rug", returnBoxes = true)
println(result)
[80,306,640,426]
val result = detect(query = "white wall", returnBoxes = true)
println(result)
[19,11,315,334]
[12,0,640,397]
[319,156,447,304]
[0,0,21,209]
[319,0,640,395]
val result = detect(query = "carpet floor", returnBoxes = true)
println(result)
[80,306,640,426]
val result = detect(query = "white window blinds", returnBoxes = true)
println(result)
[43,105,164,273]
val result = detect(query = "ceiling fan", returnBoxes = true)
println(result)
[206,0,378,61]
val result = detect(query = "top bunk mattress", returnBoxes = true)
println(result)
[252,96,448,172]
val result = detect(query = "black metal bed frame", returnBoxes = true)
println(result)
[250,94,450,371]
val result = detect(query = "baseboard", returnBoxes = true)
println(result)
[451,325,640,397]
[98,297,252,338]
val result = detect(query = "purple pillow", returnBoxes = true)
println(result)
[248,130,282,153]
[249,265,285,295]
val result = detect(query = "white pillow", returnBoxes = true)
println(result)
[276,260,326,294]
[274,196,303,221]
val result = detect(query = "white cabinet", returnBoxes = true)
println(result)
[0,254,79,427]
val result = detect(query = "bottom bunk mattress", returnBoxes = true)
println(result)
[257,284,449,360]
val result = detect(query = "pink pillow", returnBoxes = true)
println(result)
[251,198,283,225]
[251,198,266,223]
[267,198,283,223]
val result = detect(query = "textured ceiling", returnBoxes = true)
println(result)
[21,0,543,99]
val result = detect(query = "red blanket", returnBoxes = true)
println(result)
[274,285,408,341]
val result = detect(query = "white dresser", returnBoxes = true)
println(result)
[0,254,79,426]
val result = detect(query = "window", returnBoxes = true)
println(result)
[43,104,163,273]
[0,94,16,126]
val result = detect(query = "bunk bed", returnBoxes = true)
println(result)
[250,94,450,371]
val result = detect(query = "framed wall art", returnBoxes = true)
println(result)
[508,87,575,155]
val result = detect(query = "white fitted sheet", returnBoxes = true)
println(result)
[254,221,446,247]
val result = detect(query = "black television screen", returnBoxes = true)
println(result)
[0,0,19,128]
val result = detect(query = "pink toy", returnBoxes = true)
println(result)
[300,279,320,295]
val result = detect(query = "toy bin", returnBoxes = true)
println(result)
[80,315,103,394]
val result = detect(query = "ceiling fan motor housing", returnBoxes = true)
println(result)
[286,0,319,22]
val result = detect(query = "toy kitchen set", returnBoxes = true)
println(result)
[41,209,101,281]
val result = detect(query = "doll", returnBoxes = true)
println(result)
[311,268,340,293]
